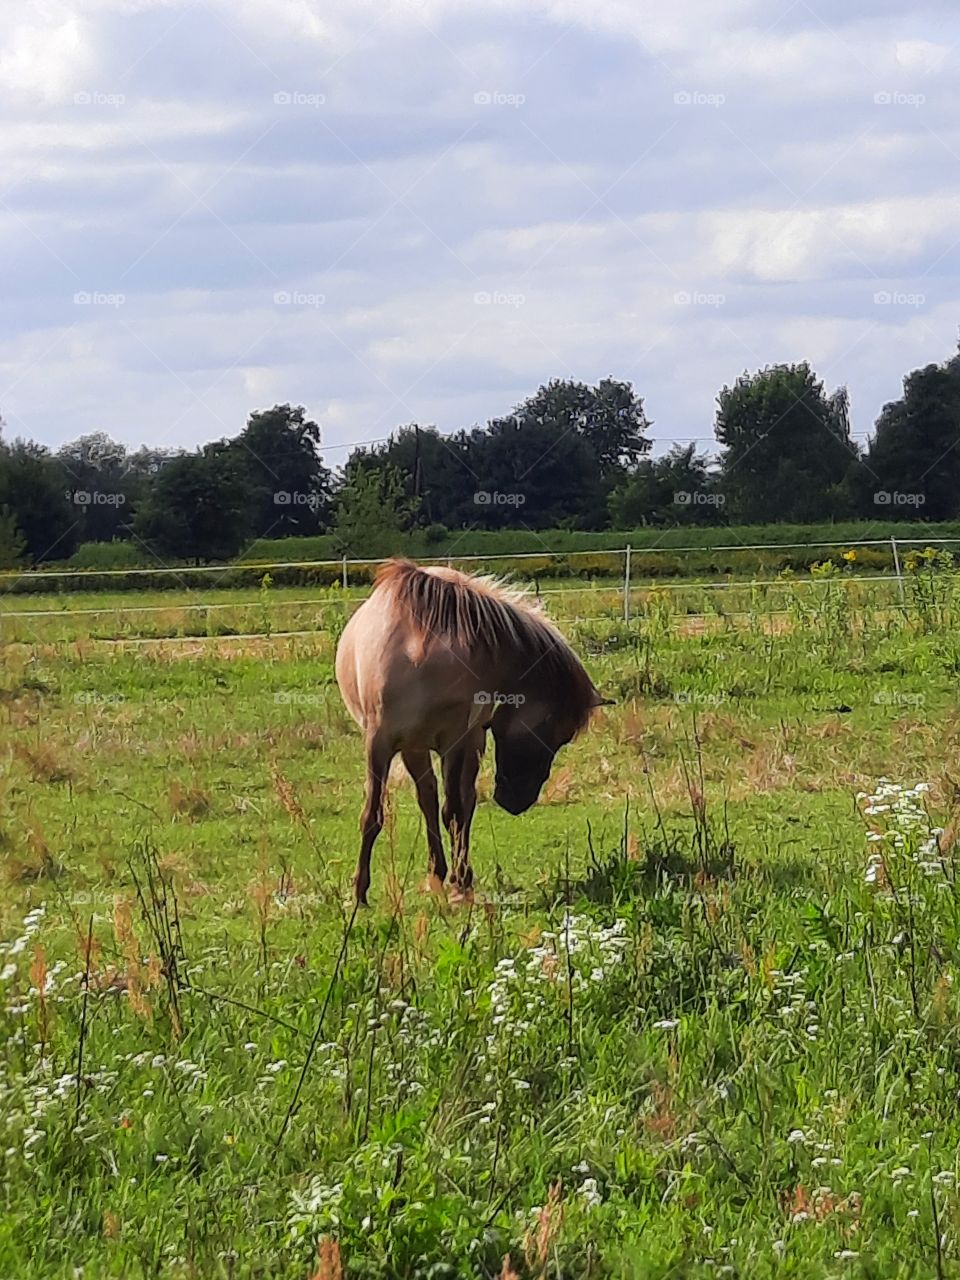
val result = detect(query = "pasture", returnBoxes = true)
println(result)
[2,561,960,1277]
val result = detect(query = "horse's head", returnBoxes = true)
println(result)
[490,690,608,815]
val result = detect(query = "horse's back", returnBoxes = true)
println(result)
[335,576,488,749]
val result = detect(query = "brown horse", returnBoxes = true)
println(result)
[335,558,608,904]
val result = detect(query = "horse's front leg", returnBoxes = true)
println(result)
[442,727,485,894]
[354,734,394,906]
[402,749,447,886]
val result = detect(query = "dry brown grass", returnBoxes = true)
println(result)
[13,741,76,784]
[168,779,212,820]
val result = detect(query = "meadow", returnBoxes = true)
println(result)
[3,555,960,1277]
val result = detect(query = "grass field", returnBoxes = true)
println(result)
[3,563,960,1277]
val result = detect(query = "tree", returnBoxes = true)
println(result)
[0,508,26,569]
[513,378,651,477]
[716,364,856,523]
[332,464,418,558]
[345,425,478,529]
[609,444,723,526]
[229,404,332,537]
[132,443,252,564]
[0,435,76,563]
[57,432,136,543]
[472,413,603,529]
[859,350,960,520]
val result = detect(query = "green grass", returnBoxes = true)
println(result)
[3,571,960,1276]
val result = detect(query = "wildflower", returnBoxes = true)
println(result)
[787,1130,805,1144]
[652,1019,679,1031]
[579,1178,602,1208]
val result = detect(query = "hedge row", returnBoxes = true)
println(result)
[0,545,915,596]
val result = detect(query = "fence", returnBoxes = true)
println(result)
[1,535,958,641]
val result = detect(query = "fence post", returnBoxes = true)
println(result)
[622,544,631,623]
[342,554,348,590]
[890,535,905,606]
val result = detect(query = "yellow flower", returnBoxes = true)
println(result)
[224,1134,236,1146]
[842,549,857,563]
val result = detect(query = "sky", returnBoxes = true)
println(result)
[1,0,958,468]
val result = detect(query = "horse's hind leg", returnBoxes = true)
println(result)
[355,735,394,906]
[402,749,447,885]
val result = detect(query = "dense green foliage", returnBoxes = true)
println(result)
[2,345,960,567]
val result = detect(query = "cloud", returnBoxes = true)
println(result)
[1,0,959,462]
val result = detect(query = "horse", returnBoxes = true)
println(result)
[335,558,608,904]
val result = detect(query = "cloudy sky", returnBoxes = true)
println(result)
[1,0,958,466]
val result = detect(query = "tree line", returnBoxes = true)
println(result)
[2,343,960,566]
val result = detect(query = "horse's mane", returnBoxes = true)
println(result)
[376,558,598,733]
